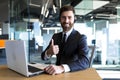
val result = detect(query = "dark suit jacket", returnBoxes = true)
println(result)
[41,29,89,72]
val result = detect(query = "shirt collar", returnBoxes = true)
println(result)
[63,27,74,40]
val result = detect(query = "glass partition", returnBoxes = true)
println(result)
[9,0,41,62]
[9,0,61,63]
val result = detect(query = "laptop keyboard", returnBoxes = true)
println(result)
[28,65,43,73]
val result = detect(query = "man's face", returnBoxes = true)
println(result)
[60,11,75,32]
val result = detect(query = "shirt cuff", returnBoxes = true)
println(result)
[62,64,70,72]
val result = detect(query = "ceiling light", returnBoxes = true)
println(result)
[45,9,49,17]
[53,5,56,13]
[29,3,41,7]
[116,6,120,9]
[59,0,62,8]
[41,5,44,14]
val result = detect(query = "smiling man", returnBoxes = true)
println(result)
[41,5,89,75]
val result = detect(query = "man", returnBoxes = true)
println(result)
[41,5,89,75]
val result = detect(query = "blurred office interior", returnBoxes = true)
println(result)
[0,0,120,79]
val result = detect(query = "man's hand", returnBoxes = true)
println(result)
[47,39,59,56]
[44,65,64,75]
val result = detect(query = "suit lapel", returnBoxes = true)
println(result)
[63,29,76,51]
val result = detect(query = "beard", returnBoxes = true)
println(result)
[61,22,74,32]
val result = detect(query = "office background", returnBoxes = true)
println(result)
[0,0,120,79]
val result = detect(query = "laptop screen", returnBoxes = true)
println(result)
[5,40,29,76]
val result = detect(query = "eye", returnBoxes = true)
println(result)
[61,16,66,19]
[68,16,72,19]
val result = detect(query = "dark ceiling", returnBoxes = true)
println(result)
[0,0,9,22]
[0,0,120,25]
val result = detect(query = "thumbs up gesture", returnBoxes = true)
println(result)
[47,39,59,56]
[51,39,54,46]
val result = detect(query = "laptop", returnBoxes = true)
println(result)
[5,40,47,77]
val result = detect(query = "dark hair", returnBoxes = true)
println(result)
[59,5,75,17]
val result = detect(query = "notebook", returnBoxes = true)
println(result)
[5,40,47,77]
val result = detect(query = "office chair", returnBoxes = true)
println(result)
[88,45,96,67]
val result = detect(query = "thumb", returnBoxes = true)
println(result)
[51,39,54,46]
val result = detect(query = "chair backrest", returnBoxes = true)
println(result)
[88,45,96,67]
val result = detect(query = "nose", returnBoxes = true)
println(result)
[65,17,69,23]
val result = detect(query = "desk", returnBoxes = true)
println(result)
[0,65,102,80]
